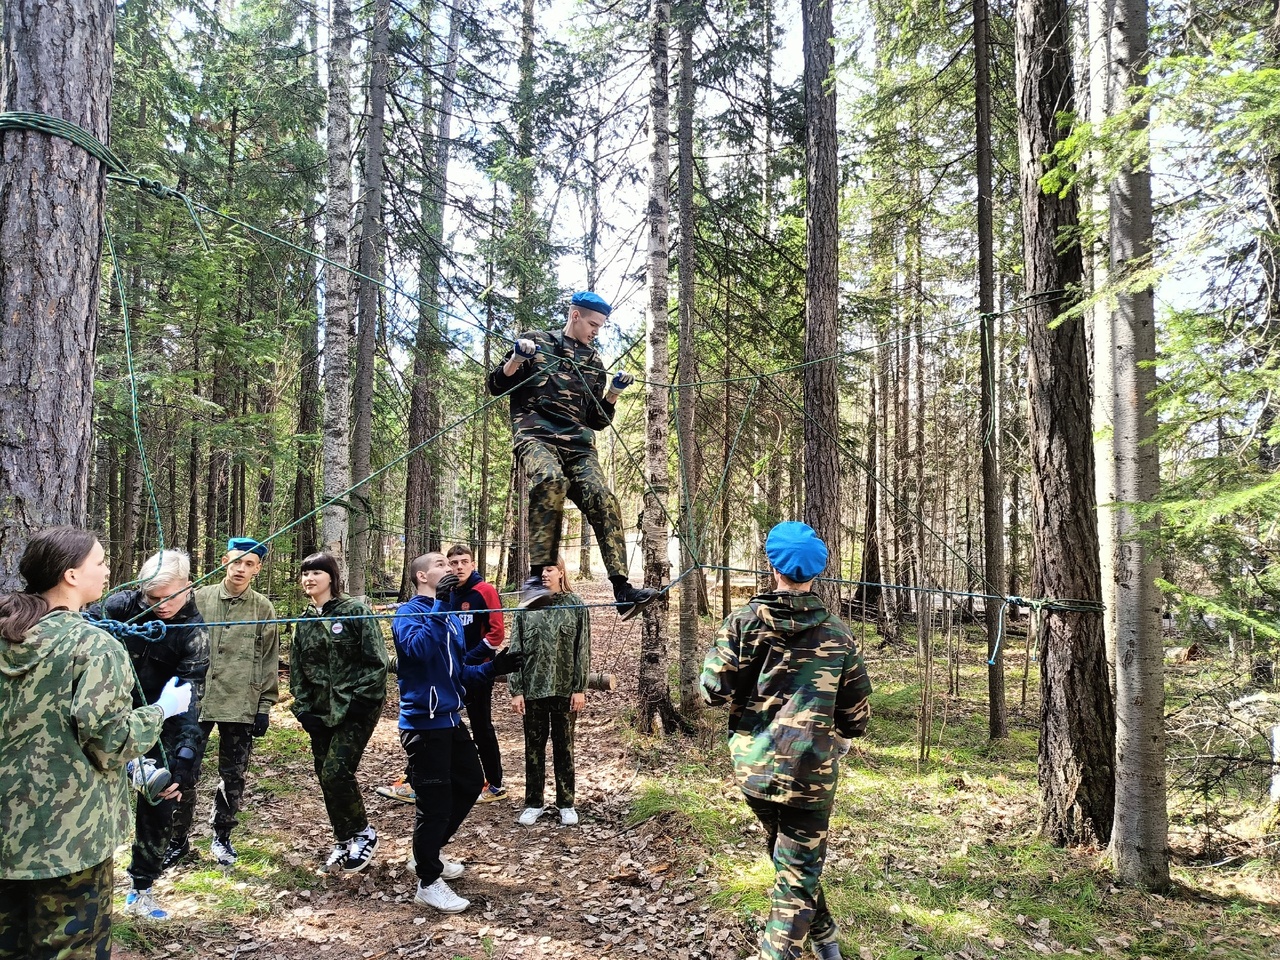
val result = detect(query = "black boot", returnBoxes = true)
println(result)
[161,838,193,871]
[518,575,553,610]
[613,580,659,622]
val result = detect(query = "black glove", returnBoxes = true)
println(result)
[295,711,325,734]
[490,646,525,677]
[251,712,269,738]
[170,745,198,792]
[436,572,461,596]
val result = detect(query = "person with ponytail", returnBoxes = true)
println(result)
[0,527,193,960]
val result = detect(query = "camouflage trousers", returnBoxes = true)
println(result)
[522,696,577,808]
[519,439,628,578]
[743,796,838,960]
[0,857,112,960]
[170,720,255,844]
[305,703,382,841]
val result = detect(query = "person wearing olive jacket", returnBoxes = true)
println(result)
[168,537,280,869]
[0,527,191,960]
[508,556,590,828]
[290,552,389,875]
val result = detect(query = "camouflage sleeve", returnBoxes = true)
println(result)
[507,611,524,697]
[486,331,539,396]
[834,642,874,739]
[258,609,280,713]
[74,636,165,771]
[572,605,591,694]
[700,613,743,707]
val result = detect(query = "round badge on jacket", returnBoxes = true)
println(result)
[332,622,344,635]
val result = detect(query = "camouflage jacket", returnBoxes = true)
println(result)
[507,592,590,700]
[486,328,616,448]
[701,591,872,810]
[91,590,209,777]
[289,594,389,727]
[0,610,165,879]
[195,582,280,724]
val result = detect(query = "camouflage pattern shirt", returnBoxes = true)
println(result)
[487,328,616,448]
[0,610,165,880]
[507,592,590,700]
[701,591,873,810]
[195,582,280,723]
[290,594,389,727]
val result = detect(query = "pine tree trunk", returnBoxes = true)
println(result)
[0,0,112,586]
[975,0,1008,739]
[347,0,390,598]
[636,0,679,735]
[321,0,354,567]
[1102,0,1169,889]
[1015,0,1116,845]
[855,379,881,615]
[675,1,701,720]
[402,0,461,597]
[801,0,842,604]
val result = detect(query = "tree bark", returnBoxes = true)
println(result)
[347,0,390,598]
[1102,0,1169,888]
[636,0,680,735]
[321,0,354,568]
[402,0,461,597]
[801,0,842,605]
[0,0,113,586]
[975,0,1008,739]
[1016,0,1117,845]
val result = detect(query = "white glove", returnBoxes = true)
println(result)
[154,677,193,719]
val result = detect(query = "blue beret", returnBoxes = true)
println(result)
[765,522,828,582]
[570,291,612,316]
[227,537,268,559]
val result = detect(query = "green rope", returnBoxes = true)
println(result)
[0,111,128,171]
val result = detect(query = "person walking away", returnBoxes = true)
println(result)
[167,537,279,868]
[393,552,522,914]
[508,556,590,827]
[701,522,873,960]
[0,527,191,959]
[92,549,209,921]
[486,291,659,618]
[291,553,389,874]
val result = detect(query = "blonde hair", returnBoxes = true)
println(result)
[137,549,191,588]
[543,555,570,590]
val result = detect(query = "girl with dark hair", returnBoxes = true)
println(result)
[291,553,389,874]
[0,527,192,960]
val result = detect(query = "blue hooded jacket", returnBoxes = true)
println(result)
[392,594,495,730]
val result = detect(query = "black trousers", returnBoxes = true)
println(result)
[402,725,484,886]
[0,858,112,960]
[170,720,255,842]
[464,678,503,789]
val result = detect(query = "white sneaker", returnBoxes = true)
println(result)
[440,857,465,880]
[415,877,469,913]
[123,887,168,920]
[517,806,545,826]
[322,842,348,874]
[559,807,579,826]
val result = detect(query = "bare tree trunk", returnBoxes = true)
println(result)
[347,0,390,598]
[636,0,680,735]
[321,0,354,566]
[1101,0,1169,888]
[976,0,1008,739]
[0,0,112,585]
[854,379,881,615]
[801,0,842,605]
[1016,0,1116,845]
[674,0,701,719]
[402,0,461,596]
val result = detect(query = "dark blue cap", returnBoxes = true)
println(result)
[765,522,828,582]
[227,537,268,559]
[570,291,612,316]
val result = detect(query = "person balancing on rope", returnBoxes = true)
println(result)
[488,291,660,617]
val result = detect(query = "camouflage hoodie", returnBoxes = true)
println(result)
[701,591,872,810]
[0,611,165,879]
[507,593,590,700]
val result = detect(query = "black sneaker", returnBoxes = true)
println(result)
[161,839,193,871]
[813,940,842,960]
[343,825,378,873]
[614,581,659,621]
[518,575,553,610]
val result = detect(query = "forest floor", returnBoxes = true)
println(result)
[111,580,1280,960]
